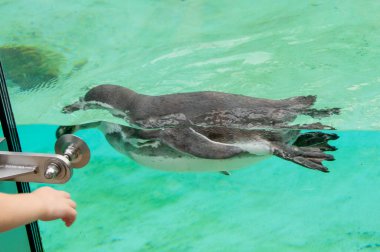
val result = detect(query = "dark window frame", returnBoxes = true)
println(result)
[0,61,43,252]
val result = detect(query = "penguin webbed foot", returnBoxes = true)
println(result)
[272,143,334,172]
[293,132,339,151]
[285,95,317,108]
[302,107,340,119]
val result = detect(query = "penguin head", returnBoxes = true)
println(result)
[83,84,137,110]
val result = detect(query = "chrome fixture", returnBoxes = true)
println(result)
[0,134,90,184]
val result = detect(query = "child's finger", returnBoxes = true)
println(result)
[63,217,74,227]
[60,191,71,199]
[62,208,77,227]
[64,208,77,222]
[67,199,77,209]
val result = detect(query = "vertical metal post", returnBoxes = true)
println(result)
[0,61,43,252]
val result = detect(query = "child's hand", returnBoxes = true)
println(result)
[31,187,77,227]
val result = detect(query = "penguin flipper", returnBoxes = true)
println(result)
[56,121,101,139]
[272,143,334,173]
[160,127,243,159]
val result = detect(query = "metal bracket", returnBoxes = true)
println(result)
[0,134,90,184]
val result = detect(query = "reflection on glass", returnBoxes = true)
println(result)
[1,0,380,251]
[0,45,65,90]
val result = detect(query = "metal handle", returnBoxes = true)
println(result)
[55,134,90,168]
[0,134,90,184]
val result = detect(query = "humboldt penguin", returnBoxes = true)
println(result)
[60,85,340,172]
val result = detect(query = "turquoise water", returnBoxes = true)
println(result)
[1,0,379,129]
[1,0,380,251]
[19,125,380,251]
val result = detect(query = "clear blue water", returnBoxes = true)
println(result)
[0,0,380,251]
[16,125,380,251]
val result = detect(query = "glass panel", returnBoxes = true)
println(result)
[0,122,31,252]
[1,1,380,251]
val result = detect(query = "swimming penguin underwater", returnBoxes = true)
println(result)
[59,84,340,173]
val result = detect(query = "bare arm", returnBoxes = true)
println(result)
[0,187,77,233]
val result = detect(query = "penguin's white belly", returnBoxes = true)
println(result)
[128,152,270,172]
[105,123,274,172]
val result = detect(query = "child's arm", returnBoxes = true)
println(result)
[0,187,77,232]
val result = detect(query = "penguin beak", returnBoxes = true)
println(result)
[62,99,84,114]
